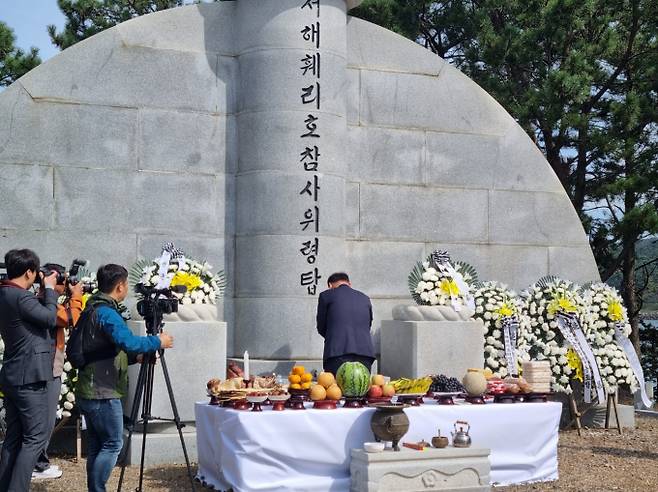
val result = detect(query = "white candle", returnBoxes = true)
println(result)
[244,350,250,380]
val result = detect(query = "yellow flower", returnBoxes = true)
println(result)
[566,348,583,382]
[607,300,624,322]
[170,272,203,292]
[439,279,460,296]
[496,302,514,317]
[547,296,578,316]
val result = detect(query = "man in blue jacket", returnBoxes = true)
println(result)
[74,264,173,492]
[316,272,375,375]
[0,249,59,492]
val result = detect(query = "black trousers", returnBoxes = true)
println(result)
[35,376,62,472]
[324,354,375,376]
[0,380,50,492]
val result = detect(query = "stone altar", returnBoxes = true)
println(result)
[350,447,491,492]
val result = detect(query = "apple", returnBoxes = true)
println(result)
[368,385,383,398]
[381,384,396,397]
[371,374,386,387]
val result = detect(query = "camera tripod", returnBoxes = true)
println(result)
[117,292,196,492]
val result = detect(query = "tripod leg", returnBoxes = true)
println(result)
[117,354,151,492]
[137,359,156,492]
[159,351,197,491]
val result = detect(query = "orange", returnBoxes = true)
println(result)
[289,383,302,390]
[301,381,312,390]
[292,365,306,376]
[301,373,313,383]
[288,374,301,384]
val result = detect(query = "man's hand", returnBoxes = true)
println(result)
[68,281,84,297]
[158,332,174,349]
[43,271,58,290]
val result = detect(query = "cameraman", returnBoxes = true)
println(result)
[32,264,85,481]
[0,249,58,492]
[75,264,173,492]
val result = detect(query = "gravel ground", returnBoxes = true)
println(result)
[33,416,658,492]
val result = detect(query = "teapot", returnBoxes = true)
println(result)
[451,420,472,448]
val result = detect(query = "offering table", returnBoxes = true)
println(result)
[195,400,561,491]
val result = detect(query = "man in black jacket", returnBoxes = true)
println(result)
[316,272,375,375]
[0,249,58,492]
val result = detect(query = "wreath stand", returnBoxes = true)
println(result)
[567,392,622,437]
[52,413,83,462]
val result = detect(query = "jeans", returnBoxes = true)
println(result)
[77,398,124,492]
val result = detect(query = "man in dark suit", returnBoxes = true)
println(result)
[316,272,375,375]
[0,249,58,492]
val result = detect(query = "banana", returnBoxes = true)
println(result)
[390,377,433,394]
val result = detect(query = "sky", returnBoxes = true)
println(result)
[0,0,66,62]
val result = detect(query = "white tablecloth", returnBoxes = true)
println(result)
[195,400,560,491]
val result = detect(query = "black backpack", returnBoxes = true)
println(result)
[66,303,118,369]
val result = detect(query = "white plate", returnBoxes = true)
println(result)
[267,394,291,402]
[432,392,463,397]
[246,395,268,403]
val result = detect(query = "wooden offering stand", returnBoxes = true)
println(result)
[465,395,486,405]
[233,399,252,411]
[343,397,366,408]
[433,395,456,405]
[396,395,424,406]
[272,400,287,411]
[286,388,309,410]
[313,400,338,410]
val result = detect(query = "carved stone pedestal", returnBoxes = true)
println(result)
[350,447,491,492]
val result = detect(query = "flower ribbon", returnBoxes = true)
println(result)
[501,316,519,376]
[614,322,653,408]
[556,312,605,404]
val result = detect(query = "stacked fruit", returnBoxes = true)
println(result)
[288,365,313,390]
[430,375,465,393]
[367,374,396,399]
[310,372,342,401]
[390,376,433,394]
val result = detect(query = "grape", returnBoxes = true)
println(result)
[430,374,465,393]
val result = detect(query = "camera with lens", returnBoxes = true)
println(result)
[0,262,7,281]
[37,259,95,293]
[135,283,186,334]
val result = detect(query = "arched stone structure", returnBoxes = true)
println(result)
[0,0,599,371]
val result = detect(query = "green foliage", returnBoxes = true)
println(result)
[640,320,658,383]
[0,21,41,87]
[49,0,185,50]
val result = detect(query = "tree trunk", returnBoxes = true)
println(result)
[573,125,588,216]
[621,173,640,353]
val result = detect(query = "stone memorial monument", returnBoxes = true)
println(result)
[0,0,599,377]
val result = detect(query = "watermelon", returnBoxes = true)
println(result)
[336,362,371,397]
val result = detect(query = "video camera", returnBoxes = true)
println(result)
[0,262,7,281]
[134,283,187,334]
[36,259,95,293]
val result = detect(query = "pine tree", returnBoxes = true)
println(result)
[0,21,41,87]
[48,0,185,50]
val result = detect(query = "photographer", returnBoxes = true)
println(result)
[74,264,173,492]
[32,263,85,481]
[0,249,58,492]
